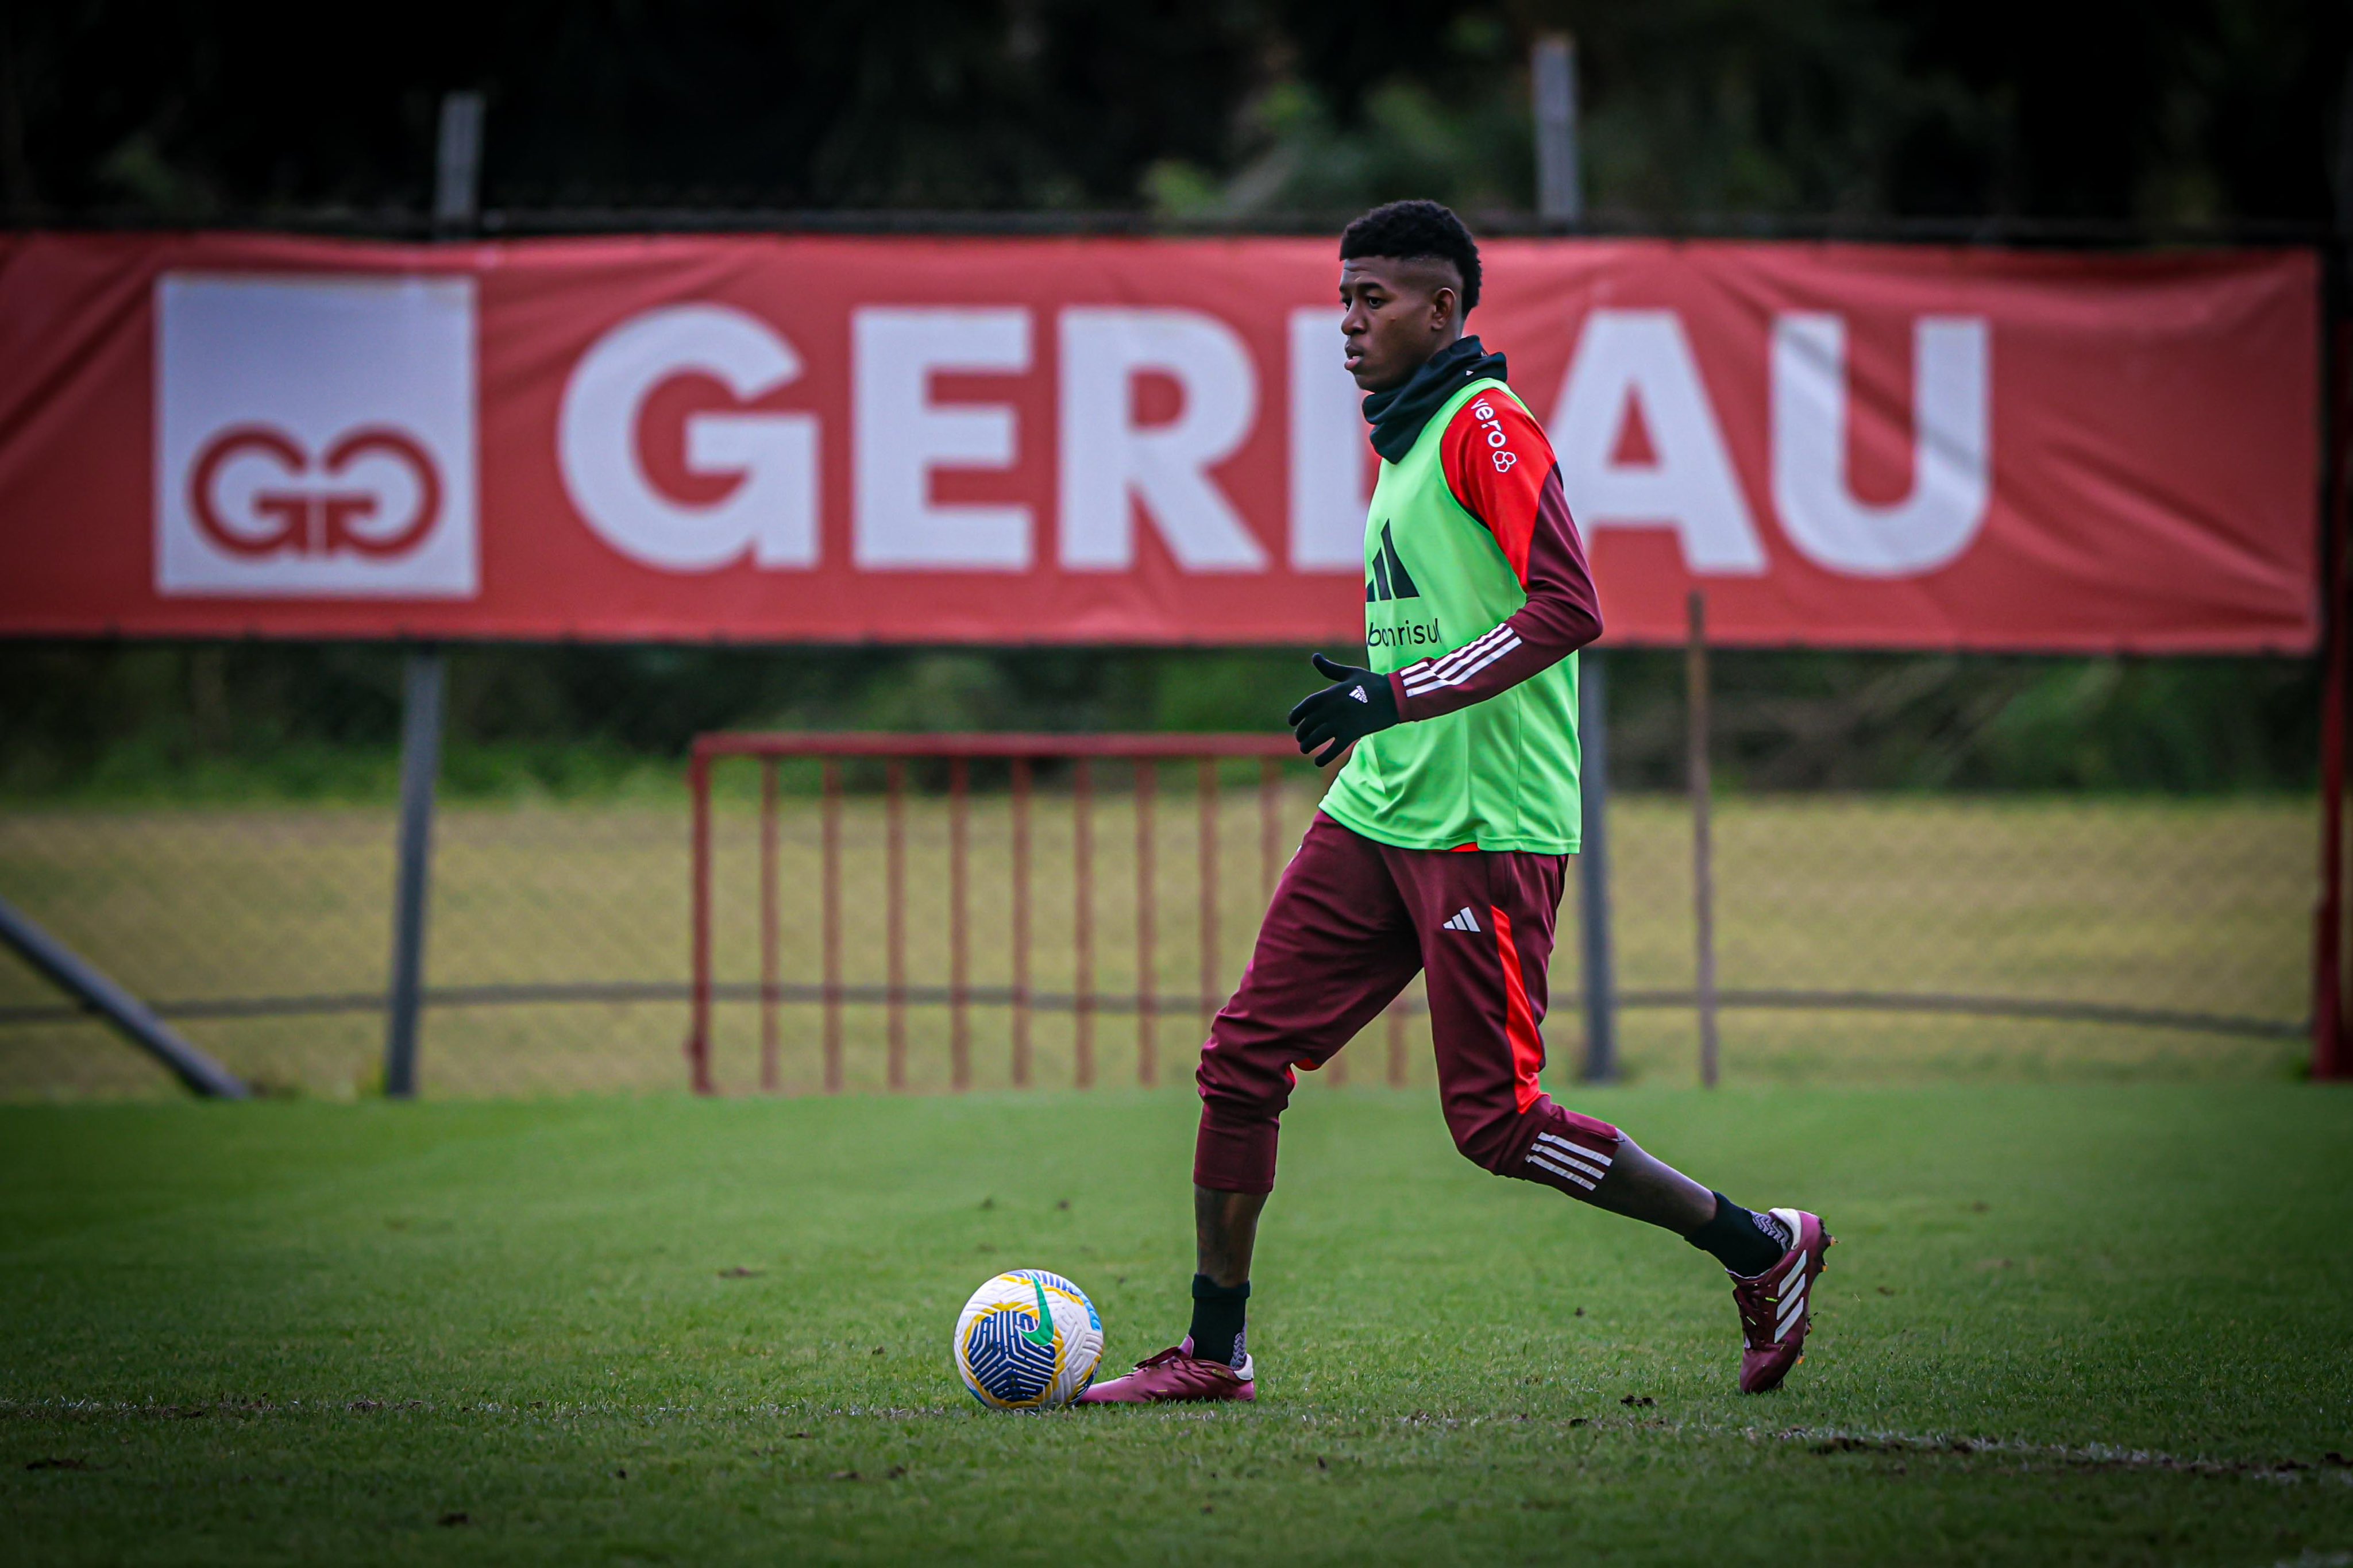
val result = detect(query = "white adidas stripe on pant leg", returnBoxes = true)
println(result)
[1533,1144,1608,1183]
[1547,1152,1608,1184]
[1534,1134,1611,1181]
[1525,1150,1596,1190]
[1535,1131,1611,1165]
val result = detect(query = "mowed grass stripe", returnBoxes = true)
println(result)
[1,1086,2348,1564]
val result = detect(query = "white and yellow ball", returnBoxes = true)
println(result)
[952,1268,1104,1409]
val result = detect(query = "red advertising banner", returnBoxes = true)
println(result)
[0,231,2319,652]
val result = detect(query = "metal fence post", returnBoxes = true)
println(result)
[949,756,971,1092]
[886,759,907,1092]
[2317,304,2351,1082]
[1074,759,1095,1088]
[759,757,780,1093]
[1135,759,1156,1086]
[1011,758,1032,1087]
[381,94,481,1103]
[1577,650,1618,1082]
[0,894,249,1099]
[1541,30,1607,1083]
[1198,758,1219,1028]
[1532,33,1581,227]
[685,749,714,1095]
[433,91,485,237]
[821,759,843,1093]
[383,647,444,1099]
[1688,594,1721,1088]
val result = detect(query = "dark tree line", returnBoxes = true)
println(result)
[3,0,2347,229]
[0,640,2319,799]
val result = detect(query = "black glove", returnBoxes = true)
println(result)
[1287,652,1401,766]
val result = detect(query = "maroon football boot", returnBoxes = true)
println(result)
[1729,1207,1833,1393]
[1074,1337,1256,1404]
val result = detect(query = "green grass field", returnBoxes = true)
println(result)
[4,1085,2348,1564]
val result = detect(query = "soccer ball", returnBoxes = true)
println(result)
[952,1268,1104,1410]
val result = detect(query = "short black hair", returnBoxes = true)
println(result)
[1339,200,1482,314]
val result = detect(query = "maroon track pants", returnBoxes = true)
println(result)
[1194,812,1621,1197]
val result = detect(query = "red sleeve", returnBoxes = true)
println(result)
[1386,394,1604,722]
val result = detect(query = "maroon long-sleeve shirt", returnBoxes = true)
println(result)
[1384,395,1604,721]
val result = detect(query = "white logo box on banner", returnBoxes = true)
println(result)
[154,273,478,598]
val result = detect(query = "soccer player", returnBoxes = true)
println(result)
[1080,200,1829,1405]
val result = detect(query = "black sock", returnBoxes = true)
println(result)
[1187,1275,1249,1368]
[1684,1193,1789,1276]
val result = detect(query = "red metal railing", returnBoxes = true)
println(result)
[685,732,1304,1095]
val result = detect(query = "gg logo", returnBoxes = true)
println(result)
[188,424,442,558]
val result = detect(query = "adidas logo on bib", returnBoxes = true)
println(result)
[1364,522,1421,603]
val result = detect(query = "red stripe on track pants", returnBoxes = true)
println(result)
[1194,812,1620,1196]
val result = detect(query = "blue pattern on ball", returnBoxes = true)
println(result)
[965,1307,1058,1404]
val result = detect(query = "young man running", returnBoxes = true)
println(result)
[1081,200,1829,1405]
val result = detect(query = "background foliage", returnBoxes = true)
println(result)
[4,0,2346,227]
[0,643,2318,801]
[0,1,2335,797]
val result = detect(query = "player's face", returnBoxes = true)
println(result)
[1339,257,1464,393]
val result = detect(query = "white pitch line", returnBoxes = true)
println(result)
[9,1396,2349,1484]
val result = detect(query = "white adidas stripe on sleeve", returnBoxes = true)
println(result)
[1395,625,1510,689]
[1417,624,1516,681]
[1402,630,1525,696]
[1407,637,1521,694]
[1398,625,1521,695]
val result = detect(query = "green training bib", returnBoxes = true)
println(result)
[1318,377,1582,855]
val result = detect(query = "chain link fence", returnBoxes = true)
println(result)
[0,651,2318,1100]
[1590,793,2307,1084]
